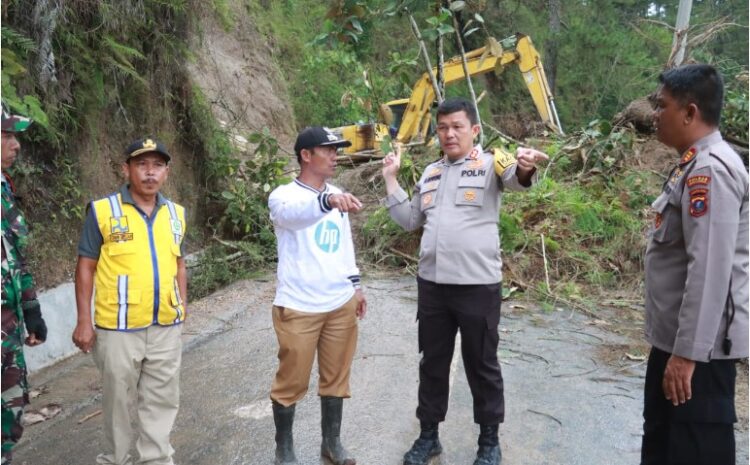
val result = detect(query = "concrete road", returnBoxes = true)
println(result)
[14,275,749,464]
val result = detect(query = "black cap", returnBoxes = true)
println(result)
[294,127,351,156]
[125,137,171,162]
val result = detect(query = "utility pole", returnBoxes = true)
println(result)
[671,0,693,67]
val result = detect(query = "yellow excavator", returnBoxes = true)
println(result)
[335,33,563,157]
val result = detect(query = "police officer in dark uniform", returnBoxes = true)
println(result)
[382,98,548,465]
[642,64,748,465]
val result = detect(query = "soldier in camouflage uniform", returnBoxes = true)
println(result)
[1,103,48,464]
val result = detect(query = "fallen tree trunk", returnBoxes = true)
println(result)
[613,97,654,133]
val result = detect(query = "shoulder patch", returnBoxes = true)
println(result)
[689,188,709,217]
[686,175,710,188]
[493,148,516,176]
[680,147,697,165]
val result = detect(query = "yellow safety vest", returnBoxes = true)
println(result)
[91,192,186,330]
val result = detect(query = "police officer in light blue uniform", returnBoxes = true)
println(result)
[642,63,748,465]
[382,98,549,465]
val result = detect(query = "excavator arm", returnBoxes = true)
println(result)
[395,33,563,144]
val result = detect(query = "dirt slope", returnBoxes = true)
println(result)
[186,3,296,150]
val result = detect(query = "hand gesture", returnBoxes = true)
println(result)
[328,193,363,213]
[516,147,549,176]
[382,143,402,181]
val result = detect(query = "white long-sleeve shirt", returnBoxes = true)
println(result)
[269,179,360,313]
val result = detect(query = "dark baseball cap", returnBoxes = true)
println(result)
[1,102,32,133]
[125,137,171,162]
[294,126,352,156]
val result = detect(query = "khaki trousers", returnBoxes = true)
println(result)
[271,295,359,406]
[94,324,182,465]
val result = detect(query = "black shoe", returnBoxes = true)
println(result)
[320,396,356,465]
[403,436,442,465]
[272,402,298,465]
[473,445,501,465]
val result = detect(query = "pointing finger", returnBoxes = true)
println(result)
[534,151,550,162]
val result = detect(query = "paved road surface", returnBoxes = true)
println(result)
[14,275,748,464]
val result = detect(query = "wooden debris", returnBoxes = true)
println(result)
[77,409,103,424]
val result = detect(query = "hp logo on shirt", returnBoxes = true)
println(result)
[315,221,340,253]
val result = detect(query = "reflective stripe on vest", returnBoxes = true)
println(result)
[173,277,182,324]
[117,275,128,330]
[166,200,181,244]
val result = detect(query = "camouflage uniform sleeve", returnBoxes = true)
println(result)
[674,162,743,361]
[18,263,37,304]
[1,186,37,305]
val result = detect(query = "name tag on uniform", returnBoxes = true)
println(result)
[110,217,134,242]
[171,219,182,235]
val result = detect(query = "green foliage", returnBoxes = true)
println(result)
[496,126,662,300]
[210,0,235,31]
[188,243,267,300]
[291,47,375,127]
[386,51,420,95]
[499,210,526,251]
[358,206,419,267]
[186,88,286,257]
[310,1,372,51]
[217,128,289,245]
[186,88,236,180]
[51,156,85,220]
[1,0,269,288]
[722,81,749,143]
[547,121,636,177]
[1,27,50,135]
[357,145,436,267]
[421,7,455,42]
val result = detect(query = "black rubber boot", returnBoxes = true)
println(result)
[403,422,443,465]
[272,401,298,465]
[473,424,501,465]
[320,396,356,465]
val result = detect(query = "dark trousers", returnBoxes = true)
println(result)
[641,346,737,465]
[416,277,504,425]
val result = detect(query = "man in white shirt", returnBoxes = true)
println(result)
[268,126,367,465]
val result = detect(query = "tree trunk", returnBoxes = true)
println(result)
[437,1,445,96]
[407,12,443,103]
[670,0,693,67]
[451,13,483,144]
[545,0,561,93]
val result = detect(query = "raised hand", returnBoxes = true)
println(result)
[382,143,402,181]
[516,147,550,175]
[328,193,363,213]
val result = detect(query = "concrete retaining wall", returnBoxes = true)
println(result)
[24,282,80,372]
